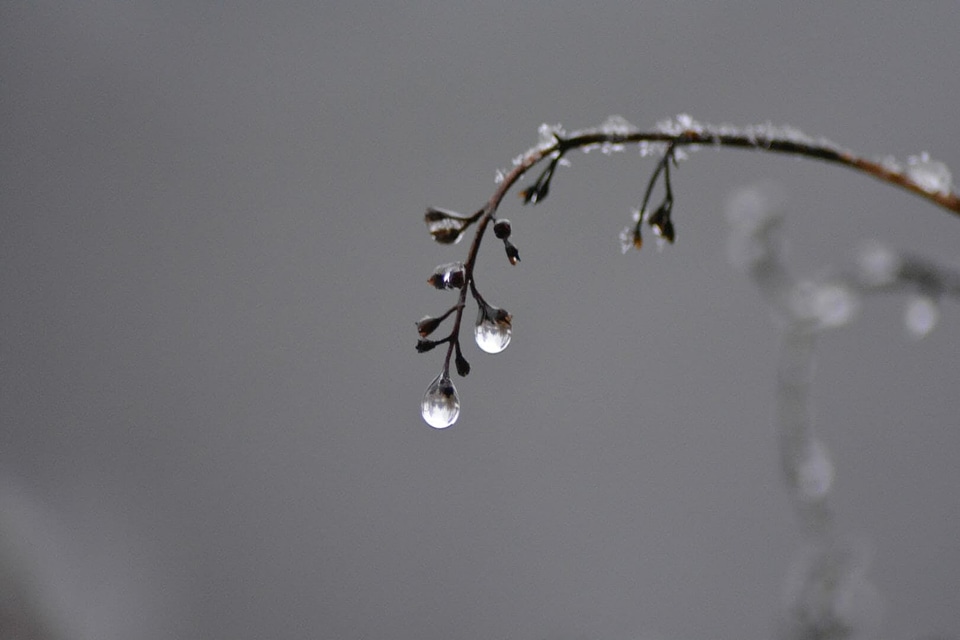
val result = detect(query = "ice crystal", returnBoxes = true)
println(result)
[599,114,638,135]
[537,122,565,149]
[905,152,953,195]
[875,154,902,174]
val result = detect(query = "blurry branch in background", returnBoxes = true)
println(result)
[725,185,959,639]
[416,115,959,428]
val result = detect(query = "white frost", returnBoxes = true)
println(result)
[599,115,638,135]
[905,152,953,195]
[537,122,565,149]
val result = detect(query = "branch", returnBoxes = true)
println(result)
[417,115,959,428]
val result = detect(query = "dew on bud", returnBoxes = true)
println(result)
[424,207,469,244]
[421,373,460,429]
[428,262,466,289]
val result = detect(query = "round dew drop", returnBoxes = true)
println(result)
[904,294,939,338]
[421,373,460,428]
[475,318,512,354]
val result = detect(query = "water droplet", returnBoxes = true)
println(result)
[904,294,938,338]
[428,262,466,289]
[813,283,859,329]
[856,240,900,287]
[795,437,834,503]
[421,373,460,429]
[475,316,512,353]
[905,152,953,194]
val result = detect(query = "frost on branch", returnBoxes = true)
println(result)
[905,152,953,195]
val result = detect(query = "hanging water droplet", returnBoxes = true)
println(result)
[475,317,512,353]
[475,306,512,354]
[904,294,938,338]
[421,373,460,429]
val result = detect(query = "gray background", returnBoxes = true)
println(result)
[2,2,958,639]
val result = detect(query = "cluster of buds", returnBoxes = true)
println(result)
[621,144,679,252]
[417,208,521,428]
[417,132,692,428]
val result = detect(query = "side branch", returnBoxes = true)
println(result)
[559,129,960,215]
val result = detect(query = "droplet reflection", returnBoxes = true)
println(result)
[421,373,460,429]
[475,318,512,353]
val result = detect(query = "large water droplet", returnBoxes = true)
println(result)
[474,307,512,354]
[421,373,460,429]
[475,318,512,353]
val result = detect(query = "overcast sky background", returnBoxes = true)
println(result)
[2,2,959,639]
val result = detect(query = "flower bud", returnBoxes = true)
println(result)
[504,240,520,265]
[416,315,443,337]
[428,262,466,289]
[424,207,469,244]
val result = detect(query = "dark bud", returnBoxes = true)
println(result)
[659,219,676,243]
[492,307,511,324]
[424,207,470,245]
[493,219,512,240]
[504,240,520,265]
[416,339,438,353]
[647,200,671,229]
[520,158,559,205]
[632,225,643,250]
[647,200,676,243]
[454,344,471,377]
[416,315,443,337]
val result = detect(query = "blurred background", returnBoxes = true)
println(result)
[2,2,958,639]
